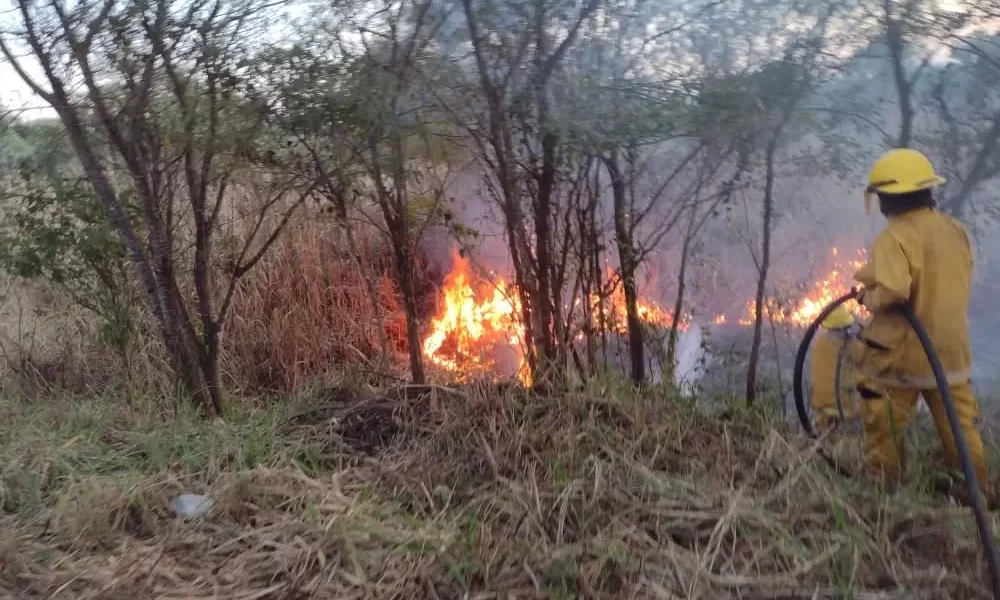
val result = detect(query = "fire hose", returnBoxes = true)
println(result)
[792,288,1000,599]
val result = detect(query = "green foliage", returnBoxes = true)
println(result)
[559,76,692,151]
[0,115,72,175]
[0,172,137,351]
[448,221,481,243]
[405,193,441,223]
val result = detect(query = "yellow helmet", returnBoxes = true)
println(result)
[821,305,855,330]
[864,148,946,214]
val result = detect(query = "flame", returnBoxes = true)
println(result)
[421,250,529,384]
[591,267,689,334]
[739,247,868,326]
[422,246,871,383]
[422,254,691,384]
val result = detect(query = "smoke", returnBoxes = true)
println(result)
[674,323,706,393]
[414,24,1000,394]
[417,171,514,277]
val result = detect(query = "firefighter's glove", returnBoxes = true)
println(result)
[856,287,871,309]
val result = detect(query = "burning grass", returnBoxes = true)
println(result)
[1,386,996,599]
[223,221,438,392]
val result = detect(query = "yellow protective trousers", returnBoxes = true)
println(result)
[810,329,862,426]
[857,381,987,484]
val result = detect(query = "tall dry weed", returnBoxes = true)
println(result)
[223,221,423,392]
[0,216,443,398]
[0,280,125,397]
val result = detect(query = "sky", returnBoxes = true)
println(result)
[1,62,50,118]
[0,1,46,117]
[3,1,991,122]
[0,0,305,120]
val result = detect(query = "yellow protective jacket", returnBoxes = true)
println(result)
[810,328,863,423]
[853,207,973,389]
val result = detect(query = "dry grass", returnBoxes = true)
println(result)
[0,216,443,397]
[0,279,126,398]
[222,220,441,392]
[1,383,997,600]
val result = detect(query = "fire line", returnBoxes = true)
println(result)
[421,247,869,383]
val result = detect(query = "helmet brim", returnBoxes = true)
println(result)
[863,175,946,213]
[868,175,947,196]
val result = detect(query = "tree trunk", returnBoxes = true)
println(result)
[579,166,601,377]
[604,150,644,385]
[192,186,224,416]
[746,138,778,406]
[368,127,427,385]
[488,90,536,382]
[162,281,221,415]
[767,310,785,417]
[532,0,557,387]
[885,1,913,148]
[200,321,225,416]
[534,127,557,385]
[944,114,1000,220]
[500,124,538,383]
[391,126,427,385]
[395,239,426,384]
[375,207,426,385]
[667,222,694,383]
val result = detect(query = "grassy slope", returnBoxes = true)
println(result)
[0,384,996,599]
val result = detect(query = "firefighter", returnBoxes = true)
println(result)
[810,304,863,428]
[853,148,988,492]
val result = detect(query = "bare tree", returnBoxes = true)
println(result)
[665,144,746,376]
[454,0,602,388]
[349,0,453,384]
[601,148,646,383]
[741,26,833,405]
[573,0,721,386]
[833,0,1000,220]
[266,0,455,384]
[0,0,316,416]
[931,19,1000,221]
[867,0,971,148]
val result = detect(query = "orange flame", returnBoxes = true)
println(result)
[422,255,692,384]
[591,267,690,333]
[739,247,868,326]
[422,246,871,383]
[421,250,528,383]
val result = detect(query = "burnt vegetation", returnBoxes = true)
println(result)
[3,0,1000,597]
